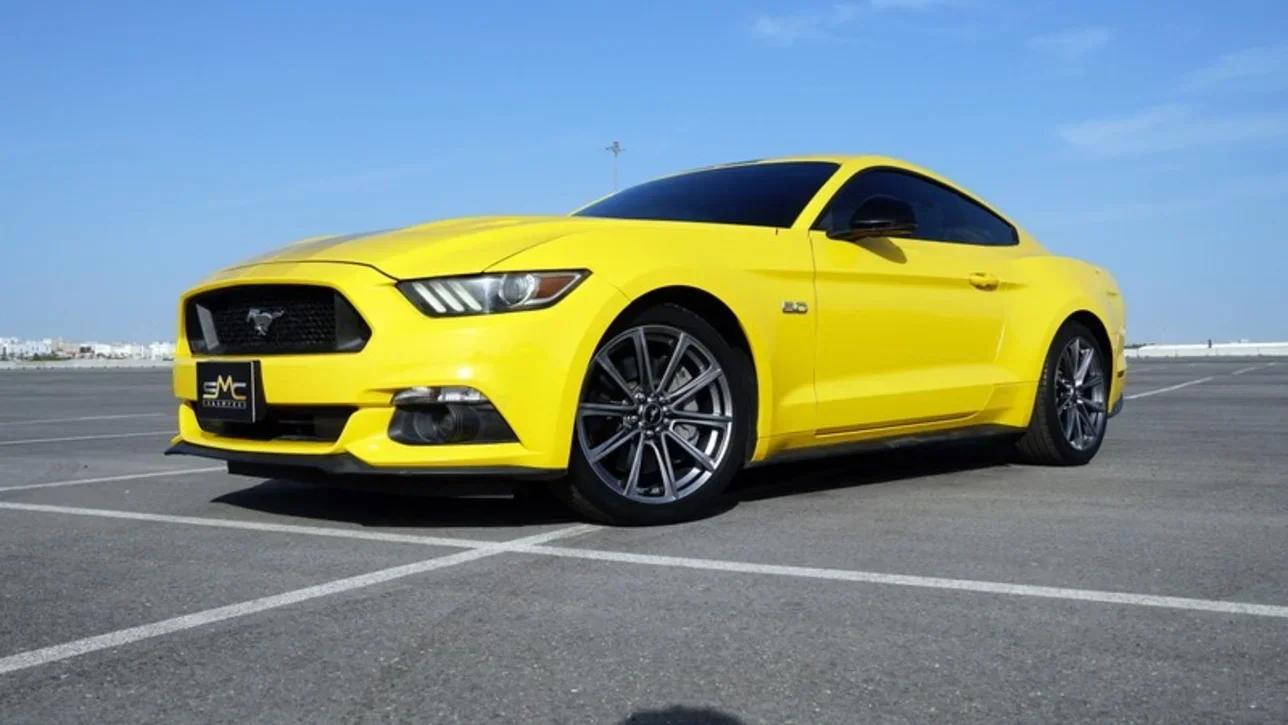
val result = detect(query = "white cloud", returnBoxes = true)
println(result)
[869,0,957,8]
[749,0,958,46]
[1058,105,1288,155]
[748,4,860,47]
[1027,27,1112,63]
[749,13,824,46]
[1184,45,1288,92]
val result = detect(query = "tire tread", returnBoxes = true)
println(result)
[1014,320,1105,466]
[1013,348,1068,465]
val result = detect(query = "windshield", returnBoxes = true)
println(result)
[573,161,840,228]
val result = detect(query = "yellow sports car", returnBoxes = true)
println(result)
[168,155,1127,524]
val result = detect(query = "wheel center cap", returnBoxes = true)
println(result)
[641,404,664,428]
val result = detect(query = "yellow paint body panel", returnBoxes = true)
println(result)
[172,155,1126,474]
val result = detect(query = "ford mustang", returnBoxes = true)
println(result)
[167,155,1127,524]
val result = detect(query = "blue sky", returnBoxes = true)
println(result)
[2,0,1286,343]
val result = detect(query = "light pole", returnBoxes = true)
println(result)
[605,141,624,191]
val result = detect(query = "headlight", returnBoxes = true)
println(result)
[397,270,589,317]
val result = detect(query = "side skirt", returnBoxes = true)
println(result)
[747,423,1023,469]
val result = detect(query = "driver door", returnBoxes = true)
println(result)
[809,168,1013,434]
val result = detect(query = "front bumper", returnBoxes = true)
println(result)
[171,261,629,475]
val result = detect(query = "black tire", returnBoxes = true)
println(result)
[1014,320,1110,466]
[554,304,753,525]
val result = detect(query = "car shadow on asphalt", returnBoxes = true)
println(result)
[727,440,1014,503]
[619,706,746,724]
[212,479,578,528]
[211,441,1012,529]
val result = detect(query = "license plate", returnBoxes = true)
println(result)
[196,361,264,423]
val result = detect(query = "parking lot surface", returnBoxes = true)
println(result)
[1,362,1285,723]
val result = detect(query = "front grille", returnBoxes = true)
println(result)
[185,284,370,355]
[196,405,356,442]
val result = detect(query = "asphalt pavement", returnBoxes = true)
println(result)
[0,361,1284,723]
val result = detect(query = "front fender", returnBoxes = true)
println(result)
[492,225,820,453]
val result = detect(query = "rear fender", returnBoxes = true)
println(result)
[997,256,1126,420]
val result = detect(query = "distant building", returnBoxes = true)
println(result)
[7,339,53,358]
[116,343,148,358]
[51,338,78,358]
[0,336,177,360]
[148,342,176,360]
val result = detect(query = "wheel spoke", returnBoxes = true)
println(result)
[1059,406,1075,441]
[664,430,716,472]
[1081,398,1106,413]
[650,438,677,500]
[1074,345,1094,385]
[594,353,635,399]
[1061,340,1078,379]
[589,427,637,463]
[632,328,655,394]
[657,332,691,394]
[579,402,634,417]
[1070,404,1084,445]
[622,437,646,497]
[1078,373,1104,392]
[668,410,733,428]
[666,366,724,407]
[1076,406,1097,439]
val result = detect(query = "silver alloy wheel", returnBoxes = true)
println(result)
[576,324,735,504]
[1054,336,1107,451]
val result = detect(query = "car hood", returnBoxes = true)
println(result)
[229,215,611,280]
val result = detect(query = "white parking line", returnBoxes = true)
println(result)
[0,501,513,549]
[0,413,167,427]
[0,431,174,447]
[1124,360,1282,399]
[1125,377,1215,400]
[1,502,1285,622]
[0,524,595,676]
[517,545,1288,620]
[0,467,224,493]
[1231,365,1266,376]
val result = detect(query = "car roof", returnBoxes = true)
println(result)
[743,154,940,174]
[718,155,1026,240]
[679,155,981,204]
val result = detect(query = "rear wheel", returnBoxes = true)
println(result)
[557,304,752,525]
[1015,321,1109,465]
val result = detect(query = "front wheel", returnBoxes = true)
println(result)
[556,304,753,525]
[1014,321,1110,465]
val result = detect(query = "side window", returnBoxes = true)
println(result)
[814,169,1017,246]
[945,194,1017,246]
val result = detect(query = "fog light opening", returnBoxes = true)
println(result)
[405,404,480,444]
[389,394,519,447]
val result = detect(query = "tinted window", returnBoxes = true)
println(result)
[814,169,1017,246]
[574,162,840,228]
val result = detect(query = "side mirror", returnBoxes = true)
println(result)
[827,195,918,241]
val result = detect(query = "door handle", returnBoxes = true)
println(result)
[968,272,1000,291]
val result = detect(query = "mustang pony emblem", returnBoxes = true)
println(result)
[246,308,285,336]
